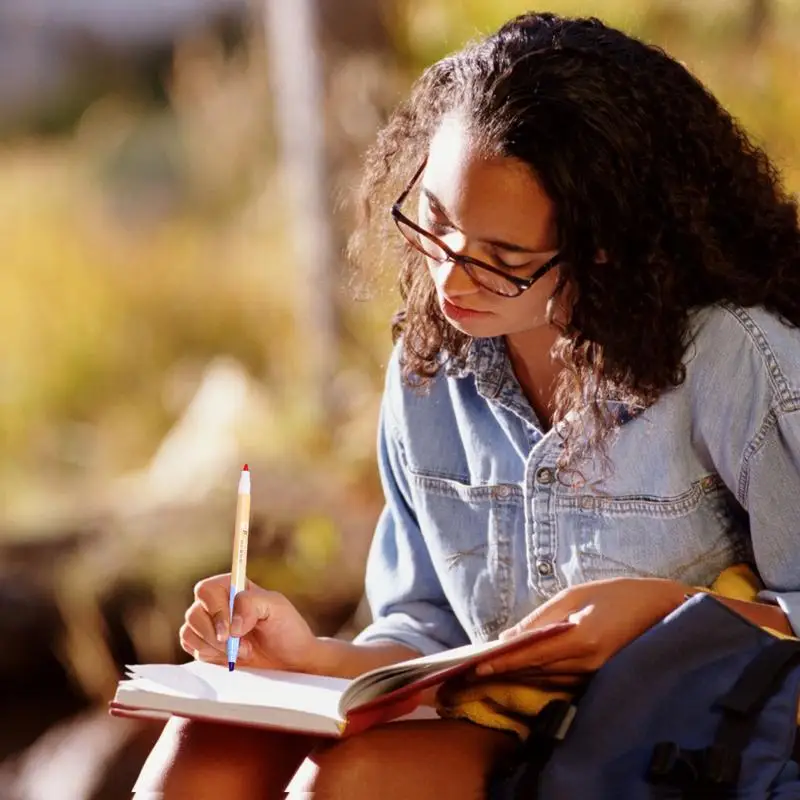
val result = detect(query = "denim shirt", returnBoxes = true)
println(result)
[353,303,800,655]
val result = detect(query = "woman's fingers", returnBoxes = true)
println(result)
[532,658,598,675]
[528,672,587,688]
[499,594,583,642]
[230,589,273,637]
[180,625,225,663]
[180,623,252,662]
[477,627,591,676]
[184,602,225,652]
[193,575,236,641]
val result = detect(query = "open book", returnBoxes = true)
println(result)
[111,621,571,737]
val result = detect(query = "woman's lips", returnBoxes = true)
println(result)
[441,297,493,321]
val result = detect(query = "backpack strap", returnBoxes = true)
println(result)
[649,638,800,798]
[491,699,578,798]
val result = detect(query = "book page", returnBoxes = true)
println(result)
[341,621,574,711]
[123,662,348,720]
[114,661,441,736]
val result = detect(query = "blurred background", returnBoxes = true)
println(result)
[0,0,797,797]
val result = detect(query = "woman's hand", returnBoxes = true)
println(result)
[179,574,322,673]
[477,577,687,677]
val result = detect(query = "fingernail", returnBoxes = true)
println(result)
[476,664,493,677]
[239,640,251,658]
[215,621,228,642]
[230,615,243,636]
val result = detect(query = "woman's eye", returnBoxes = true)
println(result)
[493,254,532,271]
[428,219,451,235]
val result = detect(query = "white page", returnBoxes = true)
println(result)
[123,662,348,720]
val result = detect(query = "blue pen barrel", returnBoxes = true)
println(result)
[227,585,240,670]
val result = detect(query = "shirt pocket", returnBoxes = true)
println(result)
[565,474,748,587]
[408,470,521,642]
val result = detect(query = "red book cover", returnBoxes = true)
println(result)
[341,621,573,736]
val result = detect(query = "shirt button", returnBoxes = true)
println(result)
[700,475,716,492]
[536,467,554,485]
[493,485,511,499]
[580,496,594,511]
[536,559,553,576]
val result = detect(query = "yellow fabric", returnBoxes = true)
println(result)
[435,565,798,739]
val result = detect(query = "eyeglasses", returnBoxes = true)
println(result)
[390,161,562,298]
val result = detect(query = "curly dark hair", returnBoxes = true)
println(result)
[349,12,800,472]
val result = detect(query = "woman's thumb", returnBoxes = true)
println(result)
[230,590,271,637]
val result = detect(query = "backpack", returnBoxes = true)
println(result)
[491,593,800,799]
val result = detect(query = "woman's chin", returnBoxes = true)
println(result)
[443,316,503,337]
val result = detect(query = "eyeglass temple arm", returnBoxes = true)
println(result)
[393,160,428,209]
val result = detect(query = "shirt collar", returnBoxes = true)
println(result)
[445,337,645,429]
[445,337,505,389]
[446,337,541,427]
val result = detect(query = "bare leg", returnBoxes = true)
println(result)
[134,717,318,800]
[296,719,517,800]
[135,717,516,800]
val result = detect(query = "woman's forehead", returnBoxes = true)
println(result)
[423,115,554,240]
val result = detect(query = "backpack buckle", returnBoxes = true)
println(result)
[526,699,577,744]
[648,742,701,787]
[648,742,741,792]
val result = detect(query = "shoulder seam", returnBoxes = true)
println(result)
[720,304,800,411]
[738,408,777,503]
[739,405,800,504]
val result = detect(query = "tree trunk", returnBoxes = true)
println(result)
[263,0,400,419]
[746,0,771,47]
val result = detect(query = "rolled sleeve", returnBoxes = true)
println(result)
[352,389,468,656]
[745,407,800,636]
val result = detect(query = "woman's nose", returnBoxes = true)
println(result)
[431,233,482,294]
[434,254,478,296]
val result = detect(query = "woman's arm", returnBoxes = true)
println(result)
[311,638,421,679]
[348,360,469,660]
[736,405,800,637]
[475,575,794,679]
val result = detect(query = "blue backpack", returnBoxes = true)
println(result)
[492,594,800,799]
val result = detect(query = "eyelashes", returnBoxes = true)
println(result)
[422,210,533,272]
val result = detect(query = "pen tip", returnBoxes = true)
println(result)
[242,464,249,472]
[228,662,235,672]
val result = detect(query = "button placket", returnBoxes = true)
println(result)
[536,558,554,576]
[526,448,561,595]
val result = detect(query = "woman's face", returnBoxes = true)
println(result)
[418,115,563,339]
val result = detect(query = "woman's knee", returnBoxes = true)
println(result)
[136,717,315,800]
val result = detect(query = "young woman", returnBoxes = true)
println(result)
[135,12,800,799]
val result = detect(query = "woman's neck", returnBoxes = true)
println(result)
[504,327,563,430]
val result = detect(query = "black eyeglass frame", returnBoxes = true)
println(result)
[390,161,562,298]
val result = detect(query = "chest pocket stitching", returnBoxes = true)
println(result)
[407,471,516,638]
[556,476,725,518]
[409,472,523,502]
[582,529,737,579]
[445,544,486,569]
[475,618,508,641]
